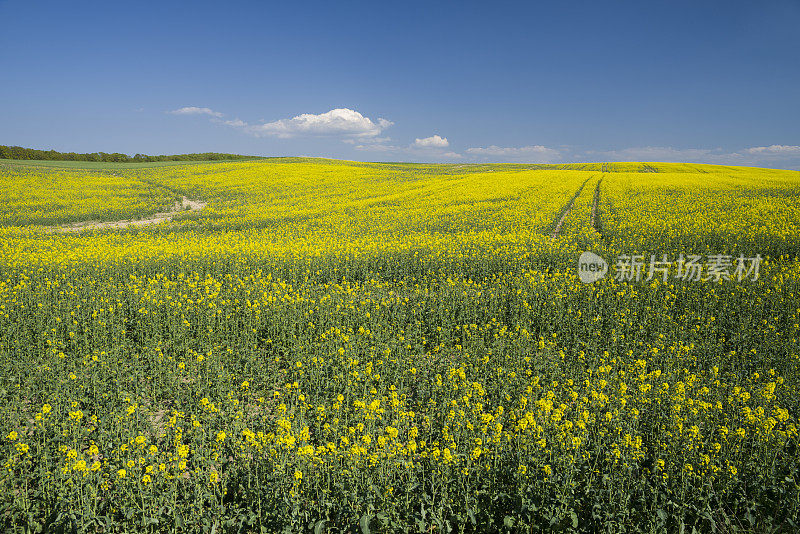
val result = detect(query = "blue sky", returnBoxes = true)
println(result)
[1,0,799,168]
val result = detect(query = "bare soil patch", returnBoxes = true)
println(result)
[50,197,207,232]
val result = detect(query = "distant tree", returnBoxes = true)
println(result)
[0,145,260,163]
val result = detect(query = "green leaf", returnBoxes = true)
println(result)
[314,519,326,534]
[360,513,371,534]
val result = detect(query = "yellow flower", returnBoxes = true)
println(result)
[117,469,126,478]
[294,469,303,481]
[442,448,454,463]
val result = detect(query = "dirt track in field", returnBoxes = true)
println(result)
[50,197,206,232]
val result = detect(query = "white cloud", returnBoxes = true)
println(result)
[743,145,800,156]
[441,151,463,159]
[413,135,449,148]
[246,108,392,139]
[466,145,562,163]
[167,106,223,118]
[221,119,247,128]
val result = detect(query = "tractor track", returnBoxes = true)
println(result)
[590,179,602,232]
[550,177,592,240]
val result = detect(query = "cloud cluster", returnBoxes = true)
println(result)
[353,134,461,159]
[165,106,799,168]
[168,106,392,139]
[743,145,800,156]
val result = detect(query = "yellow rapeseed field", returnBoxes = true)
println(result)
[0,159,798,532]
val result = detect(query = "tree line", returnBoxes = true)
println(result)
[0,145,258,163]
